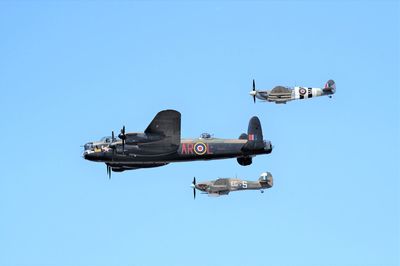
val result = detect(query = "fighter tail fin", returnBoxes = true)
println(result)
[323,79,336,94]
[259,172,273,188]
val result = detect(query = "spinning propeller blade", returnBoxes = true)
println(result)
[107,165,111,179]
[192,177,196,199]
[118,126,126,153]
[252,79,256,103]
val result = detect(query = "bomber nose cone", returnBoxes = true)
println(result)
[83,152,100,161]
[83,152,92,160]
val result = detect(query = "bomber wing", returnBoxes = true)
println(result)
[123,110,181,154]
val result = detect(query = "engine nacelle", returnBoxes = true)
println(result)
[237,156,252,166]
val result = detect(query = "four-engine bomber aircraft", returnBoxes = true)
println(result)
[191,171,273,198]
[250,79,336,104]
[83,110,273,177]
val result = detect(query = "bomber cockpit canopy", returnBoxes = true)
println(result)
[99,136,113,143]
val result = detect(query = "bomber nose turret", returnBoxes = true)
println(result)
[84,152,96,161]
[83,152,94,161]
[83,142,93,155]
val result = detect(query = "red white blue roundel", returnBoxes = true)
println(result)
[194,142,207,155]
[299,88,306,95]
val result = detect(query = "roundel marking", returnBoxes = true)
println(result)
[194,142,207,155]
[299,88,306,95]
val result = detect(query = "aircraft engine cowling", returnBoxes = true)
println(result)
[237,156,252,166]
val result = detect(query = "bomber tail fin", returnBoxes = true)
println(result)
[248,116,263,142]
[243,116,265,150]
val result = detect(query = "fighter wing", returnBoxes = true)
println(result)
[208,178,231,194]
[213,178,230,186]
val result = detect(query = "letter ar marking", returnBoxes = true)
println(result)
[188,143,194,154]
[181,143,187,154]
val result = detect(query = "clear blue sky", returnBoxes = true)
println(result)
[0,1,398,266]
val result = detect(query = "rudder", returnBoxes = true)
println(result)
[248,116,263,142]
[244,116,265,150]
[323,79,336,94]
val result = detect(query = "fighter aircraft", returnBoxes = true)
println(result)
[83,110,273,177]
[249,79,336,104]
[191,171,273,198]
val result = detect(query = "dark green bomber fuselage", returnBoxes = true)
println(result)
[84,110,272,172]
[84,137,272,170]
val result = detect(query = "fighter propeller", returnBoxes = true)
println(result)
[191,177,196,199]
[250,79,257,103]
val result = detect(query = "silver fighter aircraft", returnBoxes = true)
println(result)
[191,171,273,198]
[249,79,336,104]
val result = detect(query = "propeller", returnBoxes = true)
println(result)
[111,131,116,155]
[106,165,111,179]
[192,177,196,199]
[251,79,256,103]
[118,126,126,153]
